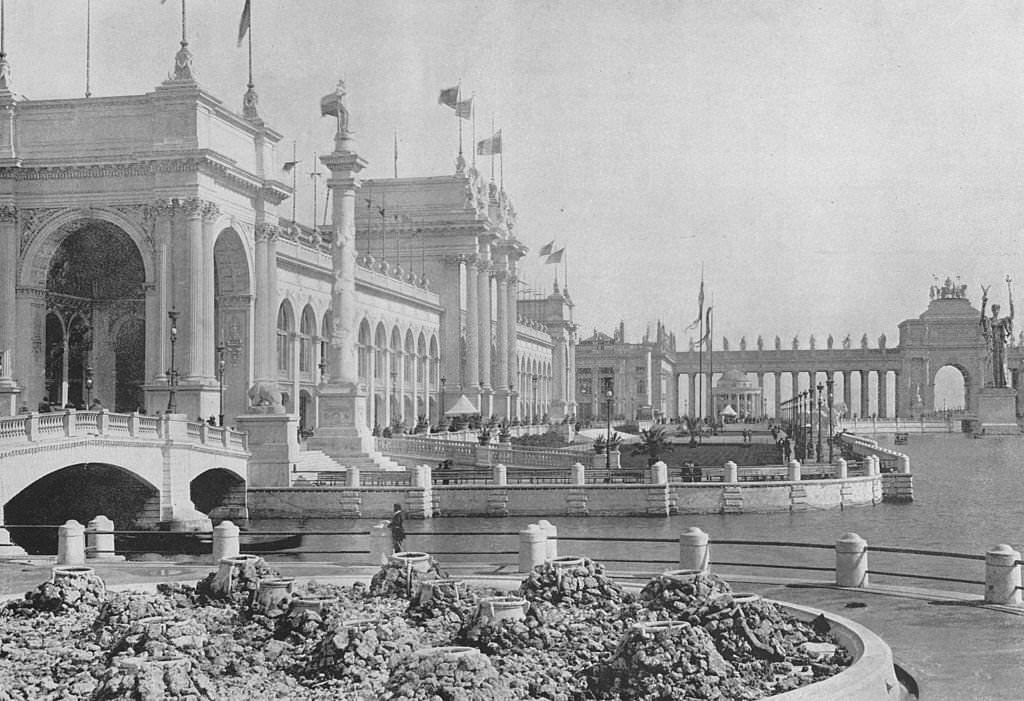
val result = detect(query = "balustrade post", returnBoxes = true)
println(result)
[86,515,120,561]
[222,427,231,448]
[518,523,547,573]
[724,460,738,483]
[650,460,668,484]
[57,519,86,565]
[199,420,208,444]
[836,457,848,479]
[985,544,1022,605]
[787,459,802,481]
[571,462,586,486]
[346,465,361,488]
[835,532,868,587]
[493,463,508,486]
[128,411,140,437]
[213,520,241,562]
[96,409,109,436]
[63,408,77,437]
[25,412,38,442]
[678,526,710,573]
[369,520,392,564]
[897,455,910,474]
[536,519,558,560]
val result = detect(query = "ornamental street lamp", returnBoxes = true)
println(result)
[531,374,539,424]
[439,376,446,424]
[391,371,398,426]
[808,386,817,462]
[605,388,614,471]
[826,377,835,463]
[84,365,94,408]
[800,390,808,461]
[217,342,227,427]
[816,382,824,463]
[166,309,180,413]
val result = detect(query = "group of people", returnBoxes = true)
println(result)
[21,397,104,414]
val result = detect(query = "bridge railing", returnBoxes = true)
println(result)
[0,410,248,453]
[375,435,591,469]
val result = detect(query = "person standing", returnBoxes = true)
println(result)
[389,503,405,553]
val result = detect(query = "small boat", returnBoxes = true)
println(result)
[116,530,303,556]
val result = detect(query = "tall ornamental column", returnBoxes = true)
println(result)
[773,372,782,417]
[878,371,888,418]
[309,85,372,450]
[253,224,272,383]
[477,258,492,414]
[200,203,220,380]
[494,268,509,417]
[860,370,870,418]
[464,256,480,401]
[183,198,205,382]
[0,205,20,414]
[893,371,902,419]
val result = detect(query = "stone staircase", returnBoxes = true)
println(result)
[295,447,404,473]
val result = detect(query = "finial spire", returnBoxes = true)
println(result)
[0,0,11,91]
[170,0,195,82]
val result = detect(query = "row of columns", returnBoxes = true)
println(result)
[683,369,901,419]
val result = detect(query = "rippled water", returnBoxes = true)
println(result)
[253,432,1024,593]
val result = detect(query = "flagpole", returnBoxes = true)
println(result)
[290,141,297,222]
[457,86,463,159]
[698,288,704,432]
[708,305,714,426]
[471,92,477,169]
[85,0,92,98]
[310,152,320,233]
[323,190,329,228]
[490,115,495,182]
[500,129,504,192]
[247,2,253,90]
[393,128,398,178]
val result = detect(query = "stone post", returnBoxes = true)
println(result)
[518,524,546,573]
[836,457,848,479]
[678,526,710,573]
[346,465,361,488]
[985,544,1022,605]
[537,519,558,560]
[493,463,507,486]
[897,455,910,474]
[369,520,391,564]
[57,519,86,566]
[213,520,241,562]
[787,459,802,481]
[86,515,120,561]
[571,462,586,486]
[724,460,738,483]
[835,532,868,587]
[650,460,668,484]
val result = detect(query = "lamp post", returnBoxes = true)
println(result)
[826,377,835,462]
[439,376,446,425]
[84,365,94,408]
[816,382,824,463]
[799,390,808,461]
[166,309,179,414]
[216,342,227,427]
[391,371,398,428]
[605,388,614,471]
[531,374,538,424]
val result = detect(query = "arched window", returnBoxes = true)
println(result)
[404,330,415,384]
[299,306,315,374]
[276,302,294,376]
[374,323,387,380]
[429,335,439,386]
[417,333,427,387]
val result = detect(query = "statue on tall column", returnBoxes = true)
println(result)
[980,276,1014,388]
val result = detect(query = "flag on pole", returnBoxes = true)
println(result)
[545,248,565,264]
[237,0,251,47]
[282,161,300,172]
[685,278,705,330]
[538,241,555,256]
[477,130,502,155]
[455,98,473,120]
[438,86,460,109]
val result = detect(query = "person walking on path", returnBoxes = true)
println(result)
[389,503,405,553]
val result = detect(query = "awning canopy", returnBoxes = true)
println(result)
[719,404,738,417]
[445,394,479,416]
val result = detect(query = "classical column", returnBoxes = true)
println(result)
[253,225,272,383]
[494,269,509,417]
[860,370,870,418]
[182,198,205,382]
[506,268,519,413]
[878,370,888,418]
[0,205,20,414]
[476,258,492,415]
[290,332,300,415]
[200,202,220,381]
[464,256,480,401]
[893,370,902,419]
[843,371,852,416]
[773,372,782,417]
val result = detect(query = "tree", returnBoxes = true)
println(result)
[631,426,674,466]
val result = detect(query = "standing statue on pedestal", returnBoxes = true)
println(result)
[980,277,1014,388]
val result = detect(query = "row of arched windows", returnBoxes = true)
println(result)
[277,301,329,379]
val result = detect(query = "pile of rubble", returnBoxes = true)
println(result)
[0,557,852,700]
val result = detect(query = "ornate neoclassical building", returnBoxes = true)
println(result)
[0,45,572,437]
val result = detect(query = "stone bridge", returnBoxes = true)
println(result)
[0,410,250,547]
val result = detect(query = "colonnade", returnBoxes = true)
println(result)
[682,368,902,419]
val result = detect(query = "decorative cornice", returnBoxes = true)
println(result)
[255,222,280,242]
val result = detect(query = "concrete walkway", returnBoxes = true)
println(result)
[2,557,1019,700]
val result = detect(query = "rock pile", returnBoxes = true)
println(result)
[518,557,631,609]
[384,646,510,701]
[7,573,106,615]
[369,557,446,598]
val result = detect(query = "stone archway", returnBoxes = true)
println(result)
[931,364,970,415]
[213,228,252,426]
[41,219,147,410]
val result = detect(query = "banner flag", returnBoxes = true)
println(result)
[538,241,555,256]
[237,0,251,47]
[545,248,565,264]
[476,130,502,155]
[455,97,473,120]
[438,86,459,109]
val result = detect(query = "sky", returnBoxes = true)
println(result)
[14,0,1024,348]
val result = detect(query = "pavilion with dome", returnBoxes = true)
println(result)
[712,370,765,421]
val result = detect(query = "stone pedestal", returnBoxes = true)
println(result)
[307,384,373,455]
[236,412,300,487]
[977,387,1019,435]
[0,379,21,416]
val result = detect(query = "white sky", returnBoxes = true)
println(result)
[18,1,1024,346]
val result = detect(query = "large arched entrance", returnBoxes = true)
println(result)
[43,220,146,411]
[213,229,252,427]
[933,365,968,414]
[5,463,158,554]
